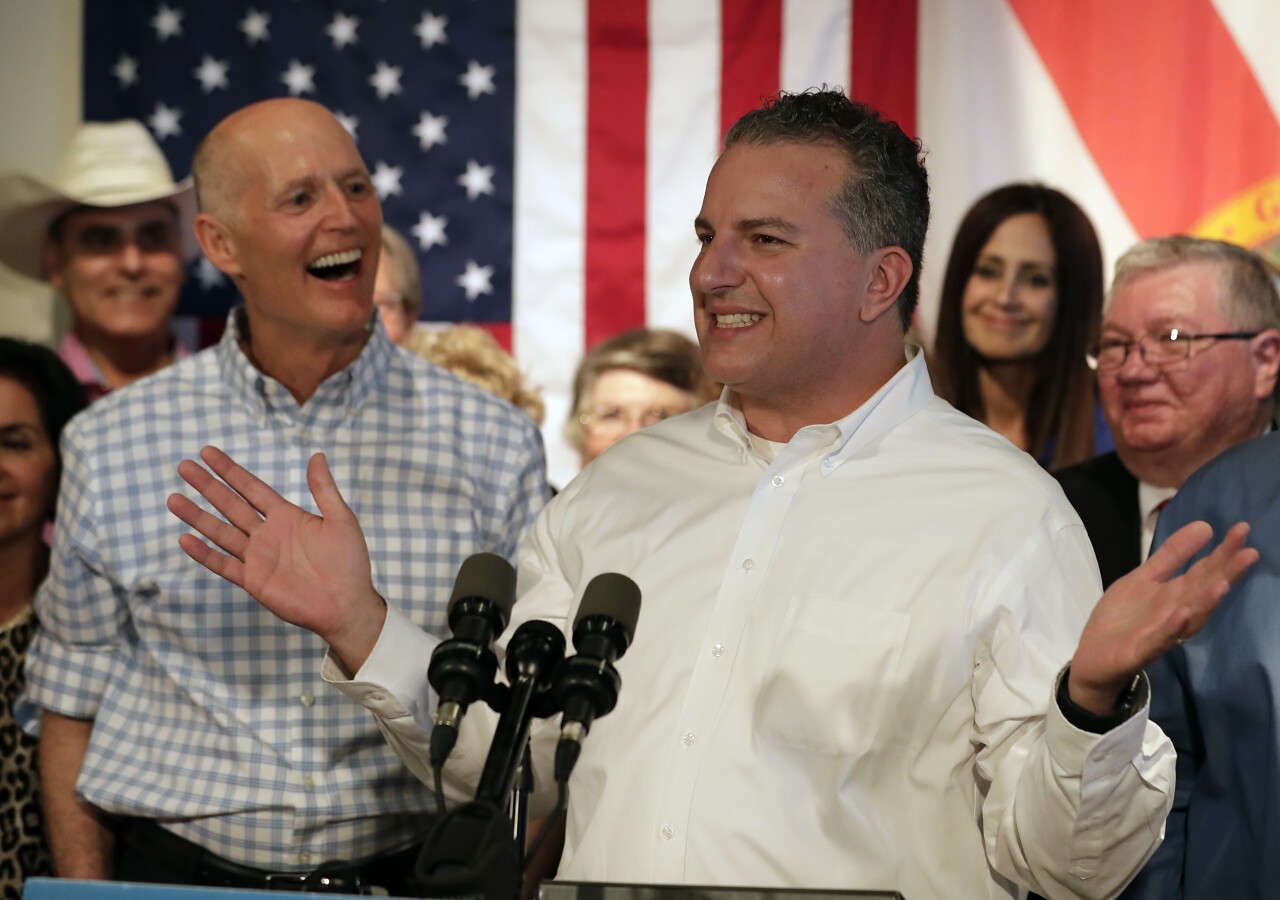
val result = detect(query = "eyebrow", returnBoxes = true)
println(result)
[694,216,797,234]
[0,422,42,436]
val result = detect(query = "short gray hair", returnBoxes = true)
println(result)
[1111,235,1280,331]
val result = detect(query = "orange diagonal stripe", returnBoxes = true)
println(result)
[1009,0,1280,239]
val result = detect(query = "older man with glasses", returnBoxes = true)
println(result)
[1056,235,1280,588]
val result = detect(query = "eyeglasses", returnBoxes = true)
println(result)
[579,405,685,432]
[1086,328,1260,371]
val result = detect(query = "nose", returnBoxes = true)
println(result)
[118,240,145,274]
[690,235,740,296]
[995,273,1018,307]
[1114,338,1158,381]
[322,183,360,231]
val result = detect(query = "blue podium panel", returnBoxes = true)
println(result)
[23,877,404,899]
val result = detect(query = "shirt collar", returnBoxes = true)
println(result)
[1137,480,1178,524]
[216,309,392,426]
[57,329,191,401]
[712,343,935,472]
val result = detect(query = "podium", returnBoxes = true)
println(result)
[25,878,903,900]
[539,884,904,900]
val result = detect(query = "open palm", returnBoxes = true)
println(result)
[168,446,386,663]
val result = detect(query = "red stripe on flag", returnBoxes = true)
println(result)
[1010,0,1280,236]
[720,0,783,143]
[584,2,650,349]
[851,0,917,137]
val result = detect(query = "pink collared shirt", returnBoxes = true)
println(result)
[57,331,190,402]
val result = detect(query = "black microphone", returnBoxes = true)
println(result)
[552,573,641,782]
[427,553,518,768]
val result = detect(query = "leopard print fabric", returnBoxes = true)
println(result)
[0,606,52,898]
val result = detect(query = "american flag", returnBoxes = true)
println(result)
[84,0,519,337]
[81,0,916,483]
[79,0,1280,485]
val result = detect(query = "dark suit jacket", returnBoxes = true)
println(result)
[1054,451,1139,588]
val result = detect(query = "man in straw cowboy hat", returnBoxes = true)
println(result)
[0,120,195,399]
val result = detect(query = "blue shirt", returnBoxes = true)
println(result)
[1121,431,1280,899]
[24,312,549,869]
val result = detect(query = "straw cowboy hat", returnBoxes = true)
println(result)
[0,119,198,282]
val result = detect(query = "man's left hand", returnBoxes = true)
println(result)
[1068,520,1258,717]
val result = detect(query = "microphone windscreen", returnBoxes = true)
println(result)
[576,573,641,639]
[448,552,518,616]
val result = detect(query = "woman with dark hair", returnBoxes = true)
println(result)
[0,337,87,894]
[931,183,1112,470]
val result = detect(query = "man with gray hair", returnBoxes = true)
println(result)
[1057,235,1280,587]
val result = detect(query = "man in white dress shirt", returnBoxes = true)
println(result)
[169,90,1257,899]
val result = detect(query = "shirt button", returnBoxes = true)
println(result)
[711,643,725,659]
[771,475,784,487]
[303,775,315,790]
[368,692,385,702]
[681,732,696,748]
[299,852,312,865]
[822,458,835,468]
[741,558,754,572]
[300,693,316,707]
[660,825,674,840]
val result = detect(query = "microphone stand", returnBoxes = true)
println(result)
[410,621,565,900]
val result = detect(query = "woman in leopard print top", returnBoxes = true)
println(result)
[0,339,86,897]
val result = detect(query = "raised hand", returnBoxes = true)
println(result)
[1068,520,1258,716]
[167,446,386,672]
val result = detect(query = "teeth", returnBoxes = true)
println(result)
[716,313,762,328]
[308,248,362,270]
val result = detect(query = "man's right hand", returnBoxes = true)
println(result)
[167,446,386,673]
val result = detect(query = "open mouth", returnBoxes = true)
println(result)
[716,313,762,328]
[307,248,363,281]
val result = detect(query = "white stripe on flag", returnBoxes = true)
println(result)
[782,0,852,95]
[646,0,722,337]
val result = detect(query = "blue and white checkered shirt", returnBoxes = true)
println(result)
[25,312,548,869]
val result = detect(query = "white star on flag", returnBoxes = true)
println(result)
[148,103,182,139]
[456,260,494,300]
[457,161,495,200]
[369,61,402,100]
[151,5,183,41]
[112,54,139,88]
[334,112,359,140]
[193,56,230,93]
[326,12,360,49]
[412,211,448,250]
[415,12,448,49]
[459,61,496,100]
[239,9,270,45]
[413,112,448,150]
[371,161,404,199]
[195,257,226,291]
[281,60,316,96]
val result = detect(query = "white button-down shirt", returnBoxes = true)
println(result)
[335,353,1174,899]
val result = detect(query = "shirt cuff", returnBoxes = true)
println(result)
[1046,666,1151,781]
[322,603,440,725]
[1056,665,1149,733]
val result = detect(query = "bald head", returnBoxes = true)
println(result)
[192,99,356,226]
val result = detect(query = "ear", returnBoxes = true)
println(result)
[857,245,913,325]
[194,212,243,278]
[42,238,65,291]
[1251,327,1280,399]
